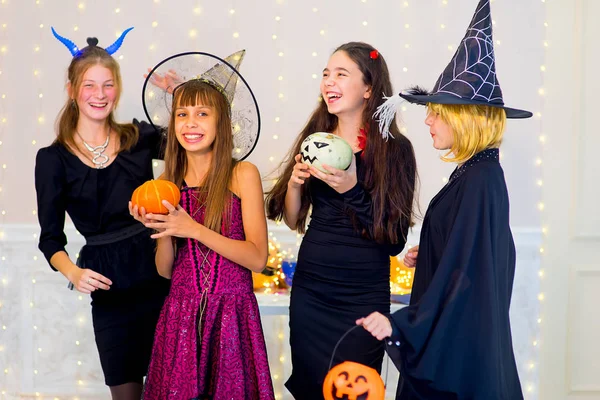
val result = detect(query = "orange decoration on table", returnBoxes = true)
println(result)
[390,256,414,295]
[252,239,290,293]
[131,179,181,214]
[252,271,273,291]
[323,361,385,400]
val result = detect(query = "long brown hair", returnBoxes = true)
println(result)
[54,46,138,153]
[266,42,417,244]
[163,80,237,233]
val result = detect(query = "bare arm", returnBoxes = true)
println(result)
[282,154,310,230]
[283,185,302,230]
[155,237,175,278]
[49,251,112,293]
[49,251,78,279]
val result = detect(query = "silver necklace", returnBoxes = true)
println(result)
[77,131,110,168]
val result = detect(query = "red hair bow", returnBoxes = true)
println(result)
[369,50,379,59]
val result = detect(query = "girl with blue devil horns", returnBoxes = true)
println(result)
[34,27,176,399]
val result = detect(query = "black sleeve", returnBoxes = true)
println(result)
[341,182,408,255]
[134,118,166,160]
[35,147,68,271]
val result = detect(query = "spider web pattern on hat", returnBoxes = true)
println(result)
[374,0,532,139]
[142,51,260,161]
[432,0,504,105]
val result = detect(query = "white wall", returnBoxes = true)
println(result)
[0,0,543,227]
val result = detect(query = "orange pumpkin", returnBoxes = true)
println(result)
[131,179,181,214]
[323,361,385,400]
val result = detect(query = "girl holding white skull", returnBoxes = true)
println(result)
[266,42,417,399]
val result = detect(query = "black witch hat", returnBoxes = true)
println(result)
[375,0,532,139]
[142,51,261,161]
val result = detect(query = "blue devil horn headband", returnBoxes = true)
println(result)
[104,27,134,55]
[51,26,134,57]
[51,27,80,57]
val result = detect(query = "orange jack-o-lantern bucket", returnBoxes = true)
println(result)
[323,325,387,400]
[323,361,385,400]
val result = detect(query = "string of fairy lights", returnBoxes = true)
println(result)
[490,1,546,398]
[0,0,6,395]
[0,0,15,392]
[0,0,6,237]
[150,0,161,175]
[530,0,548,399]
[268,3,289,398]
[32,1,44,391]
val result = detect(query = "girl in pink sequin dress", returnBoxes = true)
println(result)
[130,51,274,400]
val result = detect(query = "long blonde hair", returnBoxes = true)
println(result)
[429,103,506,164]
[55,46,138,152]
[162,80,237,233]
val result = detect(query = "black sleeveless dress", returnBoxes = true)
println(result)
[285,151,408,399]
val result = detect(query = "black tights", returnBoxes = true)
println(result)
[109,380,143,400]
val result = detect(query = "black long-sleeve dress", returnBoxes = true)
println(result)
[386,148,523,400]
[285,151,408,400]
[34,120,170,387]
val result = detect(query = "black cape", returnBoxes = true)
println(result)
[387,149,523,400]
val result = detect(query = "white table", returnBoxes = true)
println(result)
[256,292,406,315]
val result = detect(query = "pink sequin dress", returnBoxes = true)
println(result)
[143,187,274,400]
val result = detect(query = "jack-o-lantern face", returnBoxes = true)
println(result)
[323,361,385,400]
[300,132,353,173]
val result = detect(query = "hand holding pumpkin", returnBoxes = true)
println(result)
[288,153,311,190]
[129,201,166,235]
[128,202,150,224]
[144,200,199,240]
[308,154,357,194]
[356,311,392,341]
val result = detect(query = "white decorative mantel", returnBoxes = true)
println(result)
[0,224,541,399]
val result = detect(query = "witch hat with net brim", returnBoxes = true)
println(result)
[197,49,245,104]
[375,0,532,139]
[142,50,260,161]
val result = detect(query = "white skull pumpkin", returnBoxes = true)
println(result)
[300,132,353,173]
